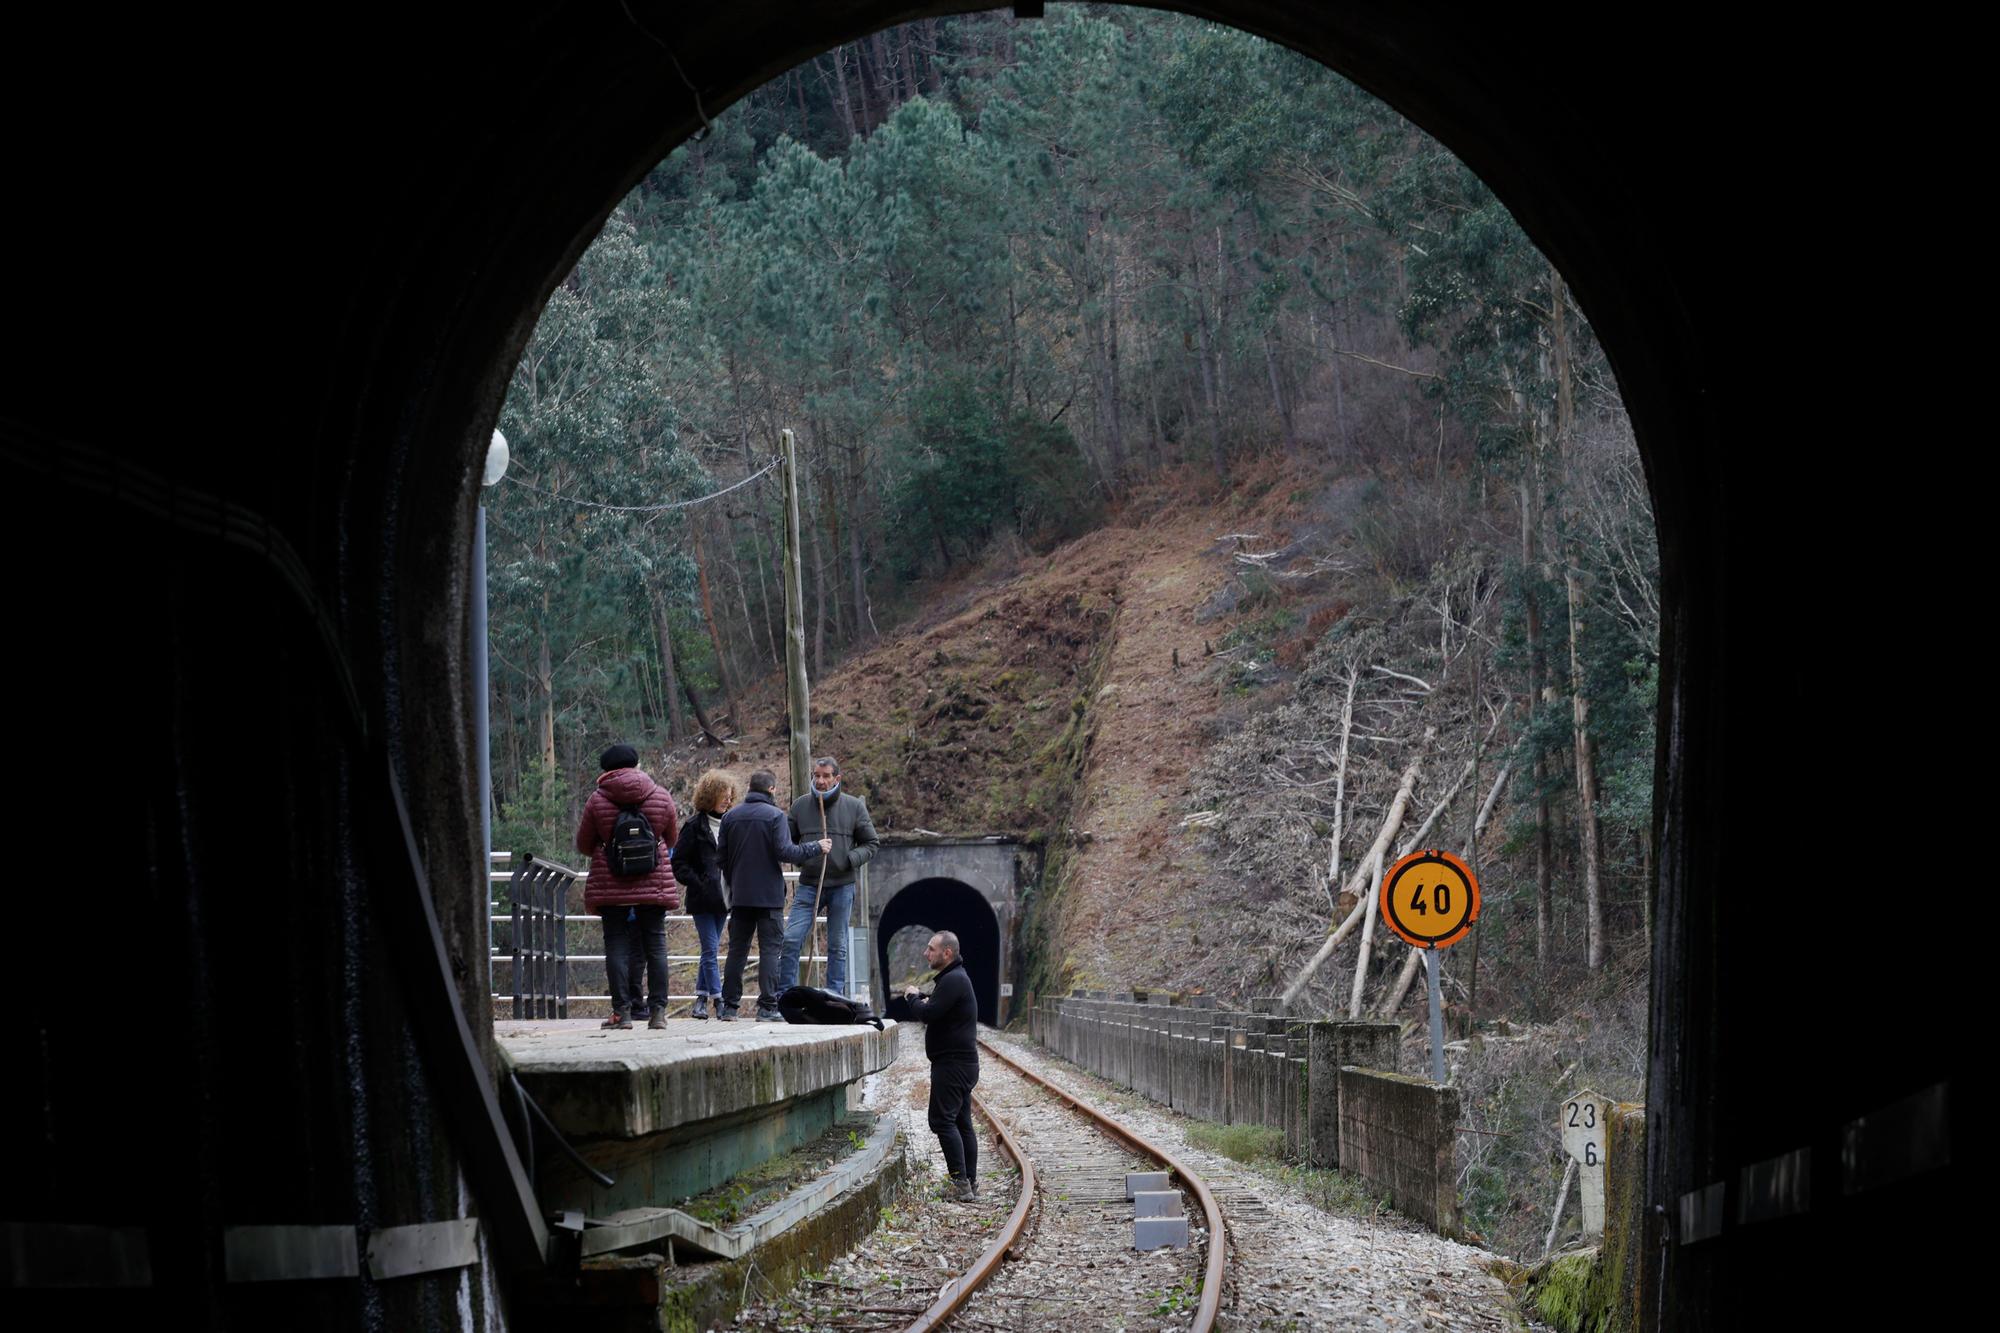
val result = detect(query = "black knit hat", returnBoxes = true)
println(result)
[600,743,639,771]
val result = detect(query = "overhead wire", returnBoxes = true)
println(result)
[498,456,779,513]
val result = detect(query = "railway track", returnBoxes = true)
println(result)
[900,1035,1227,1333]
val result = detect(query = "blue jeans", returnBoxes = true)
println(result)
[691,912,726,997]
[779,880,854,996]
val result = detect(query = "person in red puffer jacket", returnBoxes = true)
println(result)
[575,743,681,1029]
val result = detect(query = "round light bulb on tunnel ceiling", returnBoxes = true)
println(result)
[483,429,510,487]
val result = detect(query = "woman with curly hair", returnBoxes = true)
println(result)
[672,768,737,1019]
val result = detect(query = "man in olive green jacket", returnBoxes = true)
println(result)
[779,756,880,997]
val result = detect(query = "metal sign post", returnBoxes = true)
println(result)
[1424,948,1447,1085]
[1379,848,1482,1086]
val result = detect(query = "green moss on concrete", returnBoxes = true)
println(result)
[654,1140,906,1333]
[1532,1250,1598,1331]
[676,1120,868,1228]
[1515,1104,1650,1333]
[1599,1101,1648,1333]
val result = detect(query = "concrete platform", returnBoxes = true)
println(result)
[580,1112,900,1261]
[497,1018,899,1215]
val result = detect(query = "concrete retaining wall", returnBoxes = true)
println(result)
[1338,1068,1461,1237]
[1031,993,1464,1240]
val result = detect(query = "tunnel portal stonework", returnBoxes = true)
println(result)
[863,836,1039,1026]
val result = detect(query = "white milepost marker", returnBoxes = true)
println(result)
[1560,1089,1612,1236]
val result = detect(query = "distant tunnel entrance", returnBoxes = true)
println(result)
[877,877,1002,1027]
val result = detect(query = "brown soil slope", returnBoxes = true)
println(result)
[662,466,1311,988]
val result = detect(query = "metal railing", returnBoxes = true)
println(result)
[488,852,833,1013]
[507,854,577,1019]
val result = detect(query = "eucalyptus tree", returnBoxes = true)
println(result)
[489,212,705,803]
[1384,146,1655,973]
[980,10,1160,491]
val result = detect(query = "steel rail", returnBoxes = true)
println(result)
[902,1088,1038,1333]
[975,1037,1226,1333]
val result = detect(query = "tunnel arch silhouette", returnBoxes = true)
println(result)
[877,878,1002,1028]
[12,6,1962,1329]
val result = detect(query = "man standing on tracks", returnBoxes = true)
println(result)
[781,755,880,999]
[904,930,980,1201]
[718,770,829,1022]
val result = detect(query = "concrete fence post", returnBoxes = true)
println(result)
[1285,1022,1311,1159]
[1146,1005,1166,1102]
[1308,1020,1402,1168]
[1170,1009,1194,1114]
[1215,1013,1232,1123]
[1224,1012,1250,1124]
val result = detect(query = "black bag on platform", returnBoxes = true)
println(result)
[777,985,885,1030]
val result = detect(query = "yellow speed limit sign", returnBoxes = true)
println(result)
[1379,848,1481,949]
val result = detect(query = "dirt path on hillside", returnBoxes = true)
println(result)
[1023,464,1317,989]
[1054,503,1233,985]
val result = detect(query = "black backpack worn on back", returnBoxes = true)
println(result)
[605,802,659,877]
[778,985,885,1030]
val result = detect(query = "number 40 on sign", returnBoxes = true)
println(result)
[1379,848,1481,950]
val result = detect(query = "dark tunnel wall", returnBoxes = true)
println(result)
[878,880,1003,1028]
[2,4,1970,1328]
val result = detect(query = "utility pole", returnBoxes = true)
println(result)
[477,429,508,996]
[779,427,811,795]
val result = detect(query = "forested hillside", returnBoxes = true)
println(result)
[487,6,1659,1259]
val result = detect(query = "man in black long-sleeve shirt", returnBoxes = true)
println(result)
[903,930,981,1201]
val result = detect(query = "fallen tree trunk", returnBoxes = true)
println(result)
[1324,665,1359,911]
[1283,727,1434,1008]
[1347,846,1386,1018]
[1392,711,1504,858]
[680,678,728,746]
[1376,760,1512,1016]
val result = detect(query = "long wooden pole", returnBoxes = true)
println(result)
[780,428,811,797]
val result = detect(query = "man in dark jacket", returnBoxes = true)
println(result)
[575,744,680,1030]
[903,930,981,1201]
[781,756,880,999]
[718,770,828,1022]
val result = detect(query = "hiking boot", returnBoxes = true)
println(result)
[716,1005,738,1022]
[691,994,710,1021]
[601,1011,632,1031]
[648,1008,668,1030]
[945,1175,976,1202]
[755,1008,783,1023]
